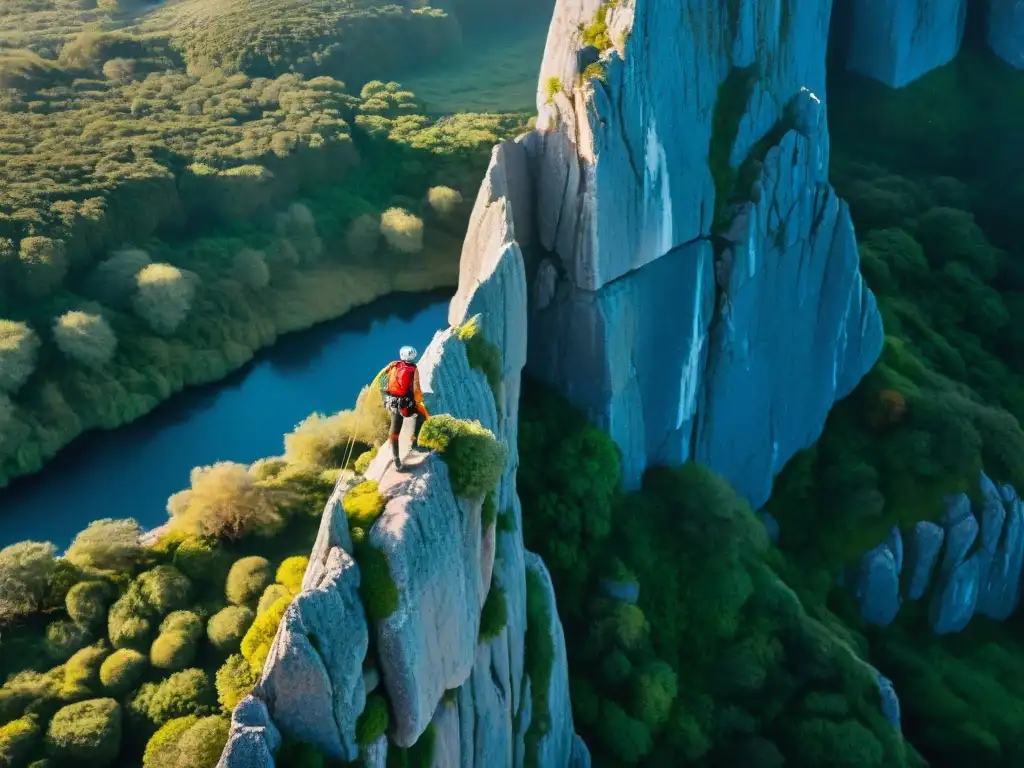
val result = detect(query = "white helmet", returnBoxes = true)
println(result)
[399,346,418,362]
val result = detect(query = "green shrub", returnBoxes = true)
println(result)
[355,692,389,747]
[63,645,110,696]
[167,462,286,542]
[275,556,308,594]
[65,580,113,629]
[44,619,91,662]
[417,415,507,498]
[426,186,463,216]
[45,698,121,765]
[215,654,257,712]
[172,536,222,581]
[0,320,40,393]
[240,595,291,674]
[65,518,143,572]
[150,630,198,671]
[143,716,197,768]
[457,316,502,408]
[523,567,554,764]
[0,541,57,620]
[478,586,507,643]
[354,449,376,475]
[107,586,154,649]
[226,557,272,606]
[357,546,398,622]
[207,606,255,654]
[129,669,215,727]
[543,77,563,104]
[380,208,424,254]
[284,410,374,468]
[0,715,40,766]
[160,611,203,639]
[136,566,192,615]
[175,715,229,767]
[99,648,147,695]
[631,661,678,730]
[257,585,291,615]
[342,481,388,529]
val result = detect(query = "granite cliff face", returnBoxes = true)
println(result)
[524,0,883,505]
[840,0,1024,88]
[219,0,919,763]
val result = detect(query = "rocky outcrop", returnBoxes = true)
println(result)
[220,139,582,766]
[843,0,966,88]
[526,0,882,504]
[851,472,1024,633]
[989,0,1024,69]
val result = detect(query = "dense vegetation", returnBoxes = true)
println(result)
[0,378,394,766]
[0,3,531,490]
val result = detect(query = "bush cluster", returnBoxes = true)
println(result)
[417,415,507,498]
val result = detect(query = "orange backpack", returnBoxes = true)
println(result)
[386,361,416,397]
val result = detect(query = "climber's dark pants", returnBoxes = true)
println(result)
[389,403,428,459]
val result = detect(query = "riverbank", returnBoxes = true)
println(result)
[0,246,458,493]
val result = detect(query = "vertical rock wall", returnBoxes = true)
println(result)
[219,142,585,768]
[525,0,883,506]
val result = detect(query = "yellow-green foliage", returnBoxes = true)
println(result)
[63,645,111,697]
[427,186,463,216]
[346,213,381,259]
[240,595,292,674]
[0,540,56,621]
[343,480,388,529]
[167,462,286,542]
[99,648,147,695]
[137,566,192,615]
[207,606,256,654]
[0,319,40,394]
[354,448,377,475]
[356,692,389,747]
[543,76,564,105]
[581,1,620,51]
[65,580,113,628]
[457,315,502,408]
[215,654,257,712]
[141,713,228,768]
[225,556,272,606]
[0,714,40,766]
[275,556,308,593]
[478,585,507,643]
[418,415,507,498]
[52,311,117,368]
[107,585,155,650]
[170,536,222,582]
[284,410,377,468]
[46,698,122,765]
[129,669,214,727]
[150,611,203,671]
[132,263,199,335]
[380,207,425,254]
[65,517,144,572]
[357,545,398,623]
[44,619,91,662]
[257,584,291,615]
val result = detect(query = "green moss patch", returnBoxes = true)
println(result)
[343,481,388,530]
[356,692,389,747]
[357,546,399,623]
[523,568,554,767]
[478,585,508,644]
[456,315,502,411]
[418,415,507,498]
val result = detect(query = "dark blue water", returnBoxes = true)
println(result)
[0,292,450,549]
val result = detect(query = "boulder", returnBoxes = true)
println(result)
[217,695,279,768]
[977,483,1024,620]
[903,521,944,601]
[875,670,902,731]
[855,537,902,626]
[363,735,387,768]
[258,547,368,761]
[844,0,967,87]
[929,554,981,634]
[988,0,1024,69]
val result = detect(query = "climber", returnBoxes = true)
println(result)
[375,345,430,471]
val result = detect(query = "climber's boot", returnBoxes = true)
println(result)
[391,436,403,471]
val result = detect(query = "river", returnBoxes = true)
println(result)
[0,292,450,549]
